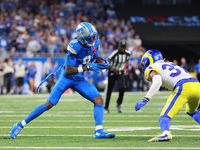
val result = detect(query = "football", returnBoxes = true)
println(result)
[92,57,106,65]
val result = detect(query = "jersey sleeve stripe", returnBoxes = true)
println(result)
[67,45,77,55]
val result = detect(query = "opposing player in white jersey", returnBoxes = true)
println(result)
[135,49,200,142]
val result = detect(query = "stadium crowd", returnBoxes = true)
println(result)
[0,0,199,94]
[0,0,140,57]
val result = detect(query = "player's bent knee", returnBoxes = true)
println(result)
[45,100,53,109]
[93,96,103,105]
[187,112,195,117]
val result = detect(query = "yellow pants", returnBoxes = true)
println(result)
[160,82,200,118]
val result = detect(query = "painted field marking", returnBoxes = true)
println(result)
[1,125,200,131]
[2,134,200,137]
[0,146,200,149]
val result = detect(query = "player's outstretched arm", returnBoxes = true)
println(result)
[135,70,162,111]
[135,98,149,111]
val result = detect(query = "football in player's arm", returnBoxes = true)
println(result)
[10,22,115,139]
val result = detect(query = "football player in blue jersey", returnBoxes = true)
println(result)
[135,49,200,142]
[10,22,115,139]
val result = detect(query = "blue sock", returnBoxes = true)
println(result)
[187,111,200,124]
[24,103,48,124]
[159,116,171,132]
[94,104,104,129]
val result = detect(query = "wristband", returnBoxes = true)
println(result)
[78,66,83,73]
[144,97,150,101]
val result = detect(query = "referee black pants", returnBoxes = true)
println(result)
[104,73,125,109]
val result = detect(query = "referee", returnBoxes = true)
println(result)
[104,40,130,113]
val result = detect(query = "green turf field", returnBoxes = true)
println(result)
[1,91,200,150]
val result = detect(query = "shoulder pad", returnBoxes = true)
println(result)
[67,39,82,55]
[144,65,159,81]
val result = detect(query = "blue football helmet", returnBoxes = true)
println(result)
[140,49,163,72]
[76,22,98,47]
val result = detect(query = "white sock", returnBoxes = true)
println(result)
[21,120,26,127]
[95,125,103,131]
[163,130,170,134]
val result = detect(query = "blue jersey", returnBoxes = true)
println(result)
[27,66,37,79]
[46,38,101,105]
[64,38,100,79]
[195,63,200,74]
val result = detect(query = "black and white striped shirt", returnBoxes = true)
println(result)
[108,49,130,71]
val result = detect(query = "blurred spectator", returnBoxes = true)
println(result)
[132,59,144,91]
[0,33,9,51]
[14,58,26,94]
[128,43,136,54]
[65,0,77,12]
[133,34,142,47]
[188,59,195,72]
[8,33,18,50]
[0,0,139,59]
[107,34,117,49]
[173,59,179,65]
[43,57,52,77]
[126,32,134,47]
[99,43,112,58]
[26,37,41,57]
[180,57,189,71]
[106,5,116,19]
[38,41,48,56]
[46,61,57,93]
[124,59,134,91]
[2,57,15,94]
[0,58,4,94]
[125,20,133,30]
[194,58,200,82]
[0,47,9,59]
[48,31,59,56]
[27,61,37,94]
[0,18,5,36]
[138,45,146,54]
[131,45,144,58]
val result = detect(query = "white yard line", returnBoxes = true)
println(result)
[2,134,200,137]
[0,119,195,123]
[0,114,189,117]
[1,125,200,131]
[0,146,199,149]
[0,120,159,122]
